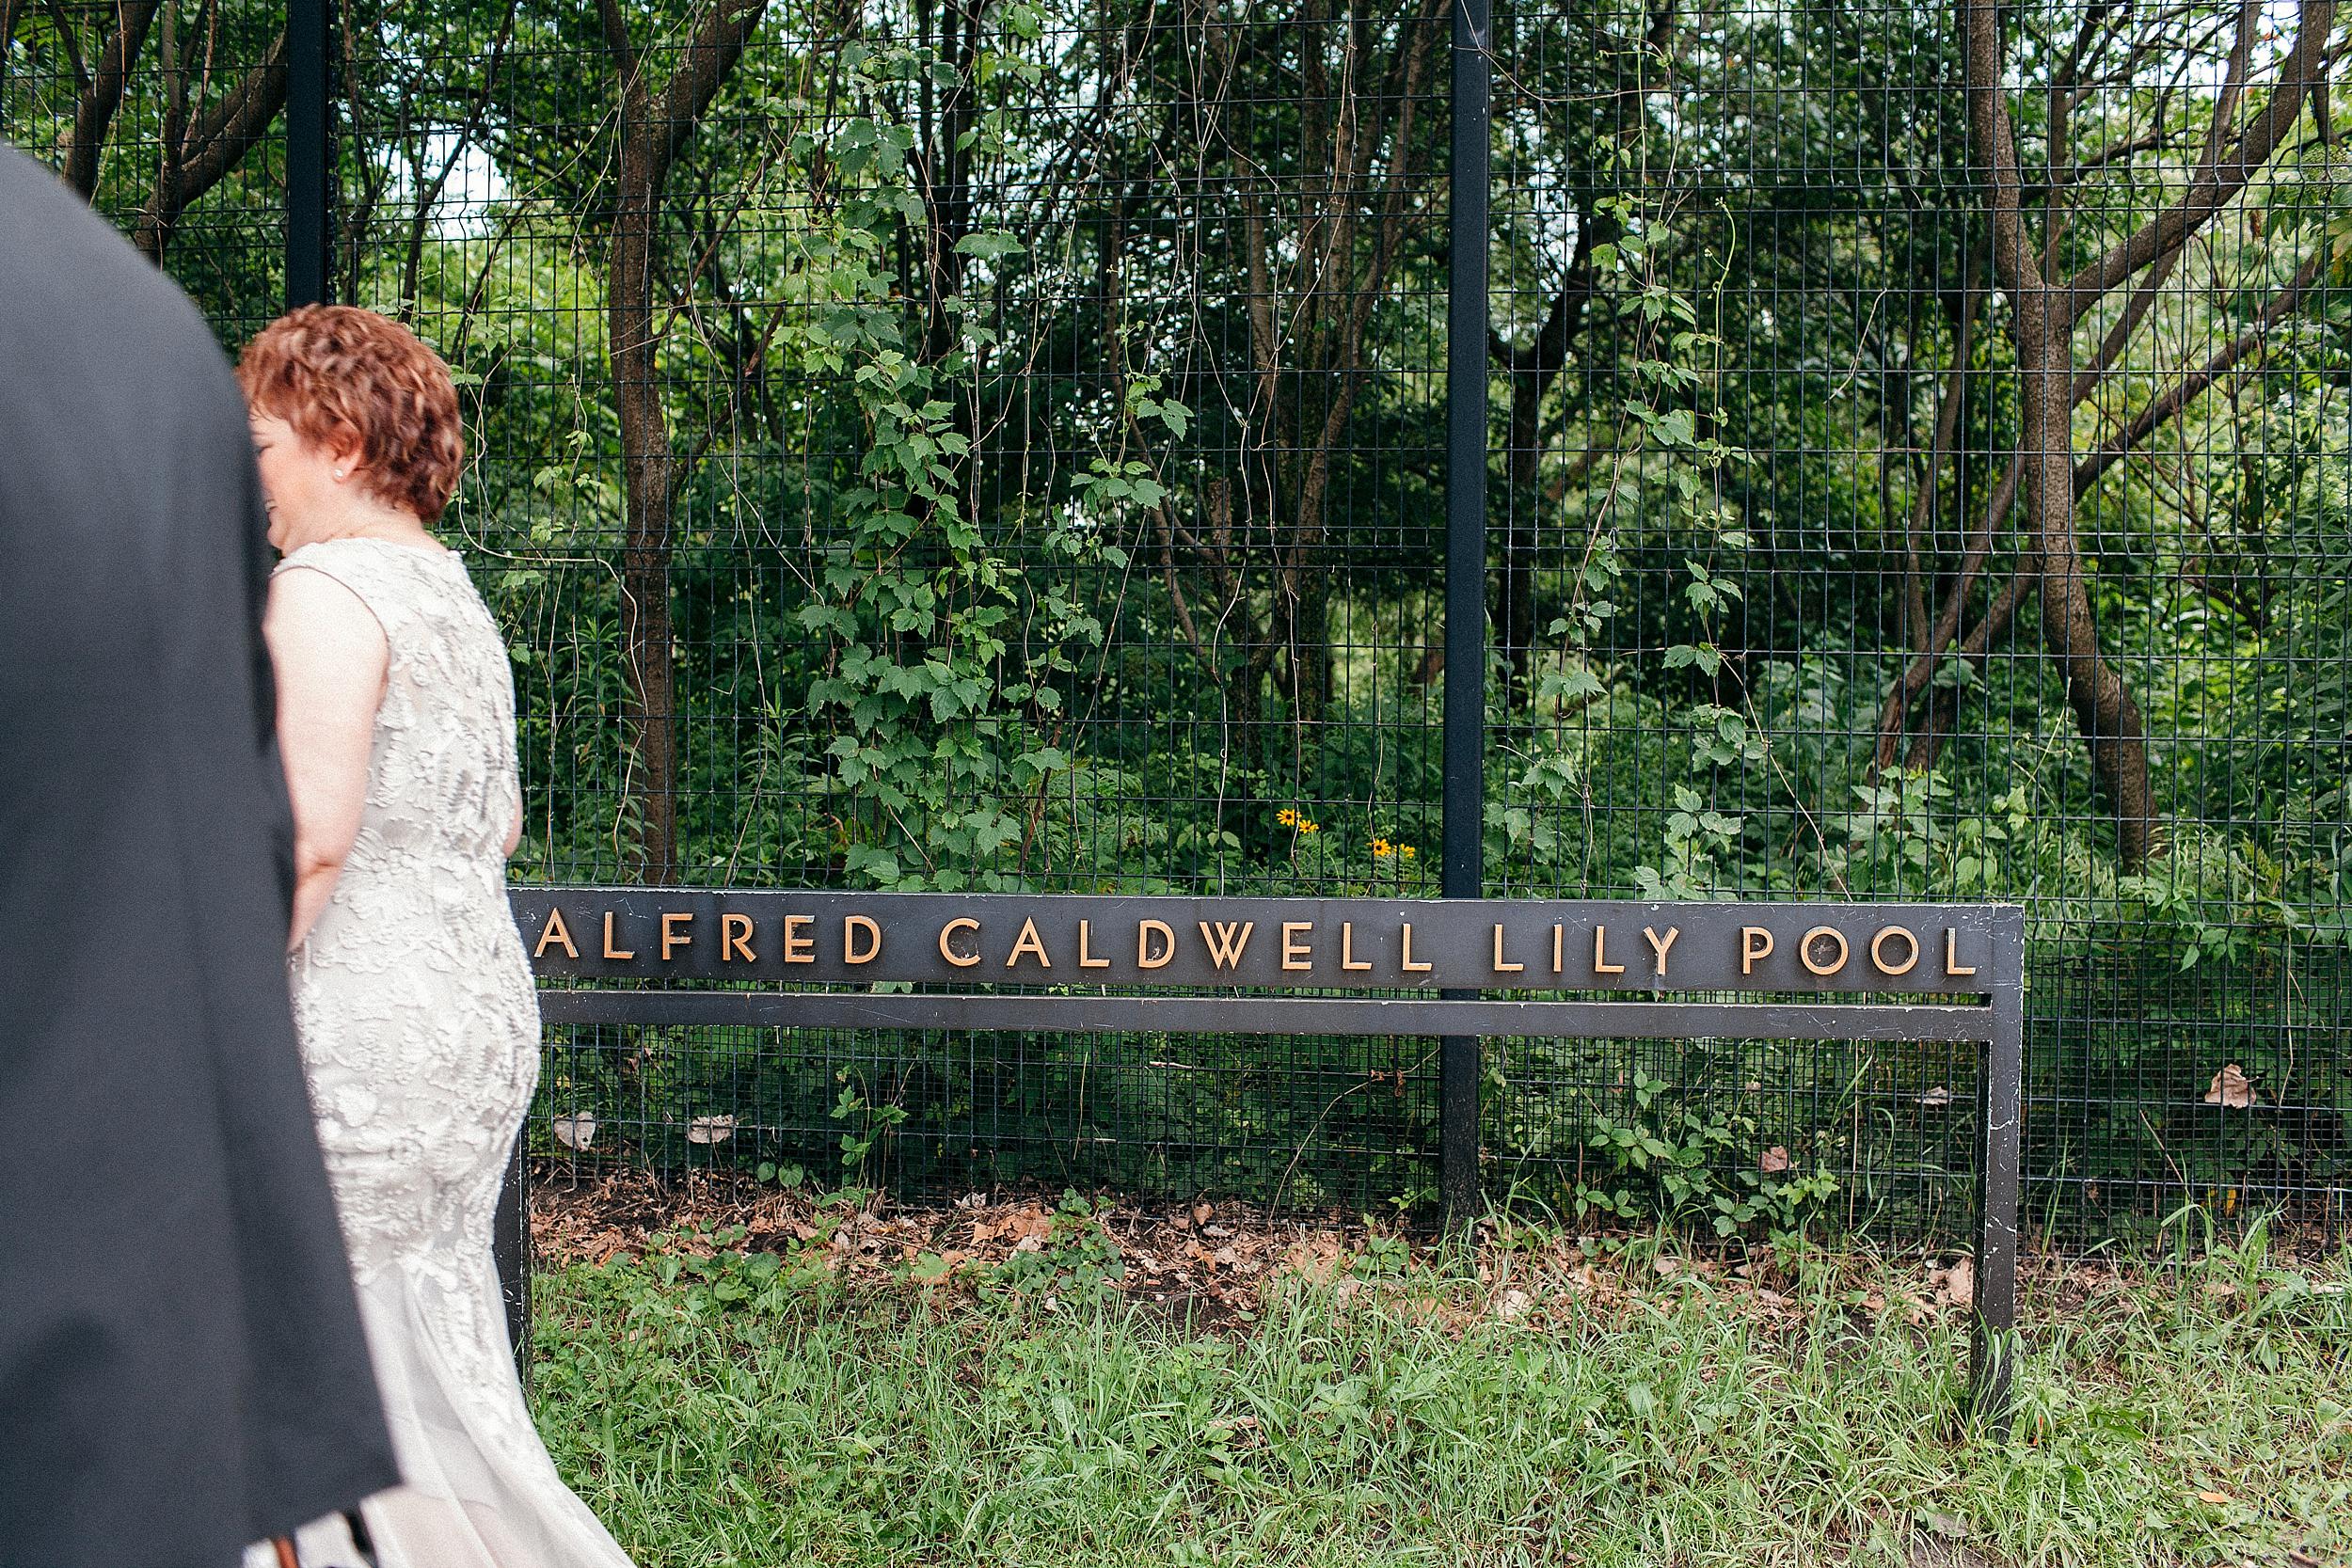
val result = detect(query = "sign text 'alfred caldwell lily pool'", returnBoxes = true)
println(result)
[511,890,2004,996]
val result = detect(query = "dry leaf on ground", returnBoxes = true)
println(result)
[1281,1235,1344,1285]
[1925,1257,1974,1309]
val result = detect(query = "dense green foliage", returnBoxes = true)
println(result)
[6,0,2348,1234]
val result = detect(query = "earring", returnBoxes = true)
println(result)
[333,468,346,480]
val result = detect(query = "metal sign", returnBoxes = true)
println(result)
[516,890,1999,992]
[511,888,2025,1428]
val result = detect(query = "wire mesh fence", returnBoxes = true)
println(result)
[7,0,2346,1243]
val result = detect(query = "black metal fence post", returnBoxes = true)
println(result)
[493,1132,532,1386]
[1969,911,2027,1435]
[285,0,329,309]
[1439,0,1492,1224]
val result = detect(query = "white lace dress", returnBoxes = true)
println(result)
[247,538,634,1568]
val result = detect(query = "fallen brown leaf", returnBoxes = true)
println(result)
[1280,1235,1345,1285]
[1939,1258,1975,1309]
[2204,1064,2256,1109]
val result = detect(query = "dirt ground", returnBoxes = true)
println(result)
[526,1167,2262,1331]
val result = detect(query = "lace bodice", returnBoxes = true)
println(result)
[284,537,519,902]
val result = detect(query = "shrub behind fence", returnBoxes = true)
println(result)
[8,0,2346,1243]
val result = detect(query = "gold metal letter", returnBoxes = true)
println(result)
[721,912,756,963]
[1198,921,1255,970]
[783,914,816,964]
[1593,926,1626,975]
[1741,926,1773,974]
[1800,926,1850,976]
[1077,920,1110,969]
[1281,922,1314,972]
[1552,923,1565,974]
[939,917,981,968]
[1400,924,1432,974]
[660,911,693,961]
[1006,917,1051,969]
[1945,928,1978,977]
[1870,926,1920,976]
[1341,922,1372,972]
[601,911,634,960]
[842,914,880,965]
[1642,926,1678,976]
[1137,919,1175,970]
[534,907,579,959]
[1491,924,1523,974]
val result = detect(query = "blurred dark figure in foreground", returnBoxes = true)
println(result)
[0,144,397,1568]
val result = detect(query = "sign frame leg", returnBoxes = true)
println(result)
[1968,920,2025,1435]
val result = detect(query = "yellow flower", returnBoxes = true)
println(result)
[1276,808,1299,827]
[1373,837,1393,857]
[1399,844,1417,859]
[1300,818,1320,834]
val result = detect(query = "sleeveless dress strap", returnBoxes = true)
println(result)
[276,538,422,652]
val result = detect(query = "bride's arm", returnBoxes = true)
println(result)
[265,568,389,950]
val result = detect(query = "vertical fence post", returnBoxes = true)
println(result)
[1439,0,1492,1224]
[1969,910,2026,1435]
[285,0,329,309]
[494,1132,532,1387]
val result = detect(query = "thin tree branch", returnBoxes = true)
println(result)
[2071,240,2331,498]
[2059,0,2335,325]
[132,29,287,261]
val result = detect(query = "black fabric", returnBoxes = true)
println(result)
[0,146,398,1568]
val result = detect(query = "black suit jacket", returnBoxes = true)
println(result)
[0,145,398,1568]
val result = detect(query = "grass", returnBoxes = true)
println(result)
[529,1213,2350,1567]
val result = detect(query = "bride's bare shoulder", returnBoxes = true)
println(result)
[266,558,389,684]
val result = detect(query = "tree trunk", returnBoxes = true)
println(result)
[65,3,160,199]
[2017,288,2152,865]
[1499,363,1544,701]
[597,0,770,885]
[606,167,683,885]
[132,37,290,264]
[1286,570,1332,729]
[1964,0,2157,868]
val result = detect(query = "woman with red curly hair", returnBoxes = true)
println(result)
[239,305,637,1568]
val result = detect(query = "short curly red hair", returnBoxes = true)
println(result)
[236,304,464,522]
